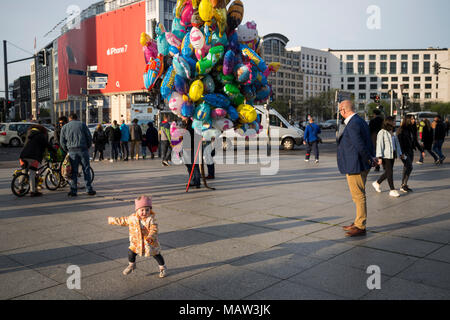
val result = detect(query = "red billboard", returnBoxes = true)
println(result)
[58,2,146,100]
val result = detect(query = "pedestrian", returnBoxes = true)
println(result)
[181,117,201,188]
[105,120,121,162]
[303,115,321,163]
[337,100,377,237]
[54,116,68,147]
[432,115,447,165]
[19,125,56,197]
[129,119,143,160]
[120,120,130,161]
[108,195,167,277]
[417,118,438,164]
[92,124,107,161]
[397,115,425,193]
[369,109,384,172]
[145,122,159,159]
[60,113,96,197]
[372,116,403,198]
[160,115,172,166]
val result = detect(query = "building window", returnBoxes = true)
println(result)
[423,61,430,74]
[346,63,354,74]
[359,84,366,90]
[359,77,366,82]
[414,83,421,89]
[402,77,410,82]
[412,62,419,74]
[401,54,408,60]
[424,54,430,60]
[358,55,365,61]
[425,83,432,89]
[403,84,409,89]
[425,93,432,99]
[381,77,389,82]
[391,77,398,82]
[380,54,387,60]
[380,62,387,74]
[401,62,408,74]
[414,77,421,82]
[369,55,376,60]
[359,93,366,100]
[347,55,354,61]
[413,93,420,99]
[369,62,376,75]
[358,62,365,74]
[370,84,378,90]
[390,55,397,60]
[390,62,397,74]
[425,76,432,82]
[348,77,355,82]
[412,54,419,60]
[370,77,378,82]
[391,84,398,89]
[348,84,355,90]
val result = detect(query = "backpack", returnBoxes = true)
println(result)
[61,154,72,180]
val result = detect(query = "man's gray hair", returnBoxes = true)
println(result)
[340,100,355,112]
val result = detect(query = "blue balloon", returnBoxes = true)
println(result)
[181,102,194,118]
[160,65,176,100]
[227,106,239,121]
[174,75,189,95]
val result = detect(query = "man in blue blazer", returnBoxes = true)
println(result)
[337,101,378,237]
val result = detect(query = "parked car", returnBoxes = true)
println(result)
[87,123,108,136]
[319,119,338,130]
[0,122,55,147]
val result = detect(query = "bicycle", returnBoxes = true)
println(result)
[11,157,61,197]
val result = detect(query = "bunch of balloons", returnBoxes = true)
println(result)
[140,0,280,140]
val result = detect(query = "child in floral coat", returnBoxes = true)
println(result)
[108,195,167,277]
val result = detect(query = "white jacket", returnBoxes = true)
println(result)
[376,129,403,159]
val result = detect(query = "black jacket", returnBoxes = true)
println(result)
[105,125,121,142]
[398,125,423,154]
[421,126,434,150]
[434,121,446,141]
[145,126,159,147]
[20,129,55,162]
[93,130,108,150]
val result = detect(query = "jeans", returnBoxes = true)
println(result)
[110,141,120,160]
[68,149,93,194]
[401,151,413,187]
[432,139,445,160]
[305,141,319,160]
[120,141,129,160]
[418,147,438,162]
[128,249,165,266]
[186,164,201,186]
[160,140,172,162]
[377,158,395,190]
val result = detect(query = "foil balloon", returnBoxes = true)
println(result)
[160,65,177,100]
[169,91,184,115]
[227,0,244,31]
[202,75,215,93]
[194,103,211,121]
[199,0,214,25]
[144,54,164,91]
[203,93,231,108]
[237,104,257,124]
[202,128,221,141]
[189,79,204,102]
[156,23,170,56]
[166,32,182,49]
[211,108,227,119]
[181,102,194,117]
[223,50,236,75]
[180,2,194,27]
[213,118,233,131]
[174,74,189,94]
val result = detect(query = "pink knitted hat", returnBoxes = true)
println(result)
[135,195,152,211]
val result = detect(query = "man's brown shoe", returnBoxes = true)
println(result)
[346,227,367,237]
[342,223,355,231]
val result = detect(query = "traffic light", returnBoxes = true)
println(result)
[374,95,380,104]
[37,49,47,66]
[433,62,440,75]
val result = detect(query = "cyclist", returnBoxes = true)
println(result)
[19,124,56,197]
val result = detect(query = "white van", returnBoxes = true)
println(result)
[222,105,304,150]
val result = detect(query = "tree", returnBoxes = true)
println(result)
[269,99,289,119]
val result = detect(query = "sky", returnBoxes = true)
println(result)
[1,0,449,94]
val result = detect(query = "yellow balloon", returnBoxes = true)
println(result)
[189,80,204,102]
[238,104,257,124]
[140,32,151,46]
[199,0,214,23]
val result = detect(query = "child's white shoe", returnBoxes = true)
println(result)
[159,266,167,278]
[123,263,136,275]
